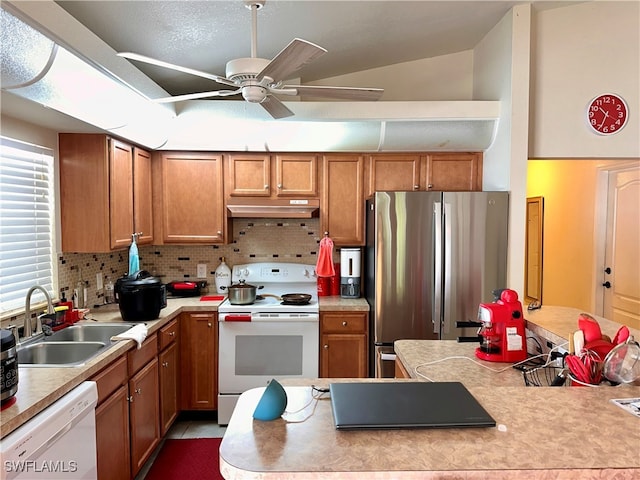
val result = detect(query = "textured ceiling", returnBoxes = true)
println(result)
[54,0,565,97]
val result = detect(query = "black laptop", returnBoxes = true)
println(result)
[330,382,496,430]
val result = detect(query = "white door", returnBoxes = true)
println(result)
[603,165,640,329]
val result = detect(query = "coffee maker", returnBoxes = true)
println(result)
[340,248,361,298]
[475,289,527,363]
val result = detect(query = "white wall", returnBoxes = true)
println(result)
[308,50,474,101]
[473,4,531,296]
[530,1,640,158]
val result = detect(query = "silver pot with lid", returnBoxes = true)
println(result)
[224,280,263,305]
[1,329,18,403]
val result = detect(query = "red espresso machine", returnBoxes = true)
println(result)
[475,289,528,363]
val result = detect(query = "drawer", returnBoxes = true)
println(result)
[128,333,158,376]
[159,319,179,350]
[91,355,128,405]
[321,313,367,333]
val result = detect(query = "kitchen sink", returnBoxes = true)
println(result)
[17,341,107,366]
[16,323,137,367]
[44,323,136,343]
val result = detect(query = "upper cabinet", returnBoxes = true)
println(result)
[226,153,318,198]
[366,152,482,197]
[152,152,228,244]
[59,134,152,252]
[321,154,366,246]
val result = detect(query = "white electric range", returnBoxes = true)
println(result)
[217,262,319,425]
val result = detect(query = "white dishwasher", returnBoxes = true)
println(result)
[1,381,98,480]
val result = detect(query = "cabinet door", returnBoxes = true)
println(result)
[95,385,131,480]
[321,154,365,246]
[321,334,368,377]
[275,154,318,197]
[133,147,153,245]
[159,341,179,436]
[366,154,423,196]
[109,139,135,249]
[158,152,226,243]
[425,153,482,191]
[180,312,217,410]
[226,154,271,196]
[129,358,160,477]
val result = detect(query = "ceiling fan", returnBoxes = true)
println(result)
[118,0,384,119]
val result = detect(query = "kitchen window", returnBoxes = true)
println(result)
[0,137,56,316]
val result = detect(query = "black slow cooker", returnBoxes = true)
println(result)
[115,270,166,322]
[1,329,18,403]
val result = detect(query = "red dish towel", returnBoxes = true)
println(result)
[316,234,336,277]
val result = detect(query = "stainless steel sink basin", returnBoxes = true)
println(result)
[44,323,136,343]
[17,323,137,367]
[17,341,107,366]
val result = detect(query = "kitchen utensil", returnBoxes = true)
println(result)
[281,293,312,305]
[114,270,166,321]
[225,280,263,305]
[166,280,207,297]
[603,338,640,384]
[578,313,602,343]
[573,329,585,354]
[1,329,18,402]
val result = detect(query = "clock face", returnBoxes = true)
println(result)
[587,93,628,135]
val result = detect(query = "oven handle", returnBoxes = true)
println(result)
[221,314,252,322]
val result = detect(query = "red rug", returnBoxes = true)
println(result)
[144,438,223,480]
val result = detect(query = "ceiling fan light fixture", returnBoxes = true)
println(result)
[242,85,267,103]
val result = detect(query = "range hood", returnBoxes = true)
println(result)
[226,198,320,218]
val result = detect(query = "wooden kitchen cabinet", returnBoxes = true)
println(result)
[425,153,482,191]
[180,312,218,410]
[133,147,154,245]
[92,356,131,480]
[321,154,366,246]
[395,357,411,379]
[320,311,368,378]
[153,151,228,244]
[365,152,483,196]
[226,153,318,197]
[158,319,180,436]
[127,335,160,477]
[59,133,152,252]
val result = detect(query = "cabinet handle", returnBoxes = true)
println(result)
[264,184,269,190]
[427,184,433,189]
[323,344,329,349]
[162,361,169,368]
[342,321,348,327]
[135,388,142,395]
[217,231,222,235]
[127,395,134,403]
[413,185,419,190]
[277,183,283,189]
[168,331,175,336]
[207,323,212,328]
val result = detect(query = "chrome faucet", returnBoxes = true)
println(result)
[24,285,55,339]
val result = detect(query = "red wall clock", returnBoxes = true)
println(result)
[586,93,628,135]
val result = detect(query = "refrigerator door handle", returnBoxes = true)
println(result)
[433,201,443,336]
[443,202,453,336]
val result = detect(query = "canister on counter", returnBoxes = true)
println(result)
[317,276,330,296]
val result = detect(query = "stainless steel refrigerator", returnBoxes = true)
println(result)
[364,191,509,377]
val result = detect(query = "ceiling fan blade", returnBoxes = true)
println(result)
[282,85,384,101]
[257,38,326,83]
[118,52,237,88]
[260,95,294,119]
[153,89,241,103]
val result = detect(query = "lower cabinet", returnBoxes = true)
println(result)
[158,319,180,436]
[320,311,368,378]
[92,333,161,479]
[180,312,218,410]
[94,357,131,480]
[395,357,411,379]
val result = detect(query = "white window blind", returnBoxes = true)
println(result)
[0,137,55,315]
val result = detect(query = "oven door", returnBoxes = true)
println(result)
[218,316,319,393]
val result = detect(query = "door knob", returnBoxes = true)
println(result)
[602,281,611,288]
[604,267,612,274]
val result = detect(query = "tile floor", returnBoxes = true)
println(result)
[136,412,226,479]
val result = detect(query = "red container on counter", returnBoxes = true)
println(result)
[330,263,341,296]
[317,276,331,296]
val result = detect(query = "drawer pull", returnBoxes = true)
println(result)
[168,331,175,336]
[342,321,347,327]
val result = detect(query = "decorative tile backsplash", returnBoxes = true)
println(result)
[56,218,342,307]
